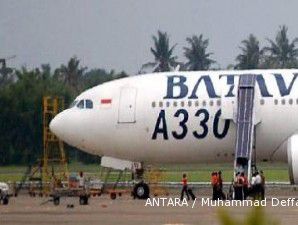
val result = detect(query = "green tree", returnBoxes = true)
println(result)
[183,34,215,71]
[235,34,262,69]
[55,56,87,94]
[0,66,72,165]
[142,30,178,72]
[83,69,128,89]
[263,25,298,68]
[0,58,128,165]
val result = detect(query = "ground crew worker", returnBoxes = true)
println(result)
[260,170,265,200]
[217,171,226,200]
[211,172,218,200]
[254,171,262,200]
[250,172,257,198]
[180,173,190,201]
[78,171,86,189]
[241,172,249,199]
[234,172,244,200]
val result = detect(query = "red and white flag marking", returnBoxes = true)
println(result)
[101,98,112,105]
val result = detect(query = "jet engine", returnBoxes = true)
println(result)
[287,134,298,184]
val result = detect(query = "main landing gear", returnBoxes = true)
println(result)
[131,166,150,199]
[100,157,150,200]
[132,181,150,199]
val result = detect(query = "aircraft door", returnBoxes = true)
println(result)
[118,87,137,123]
[220,76,238,122]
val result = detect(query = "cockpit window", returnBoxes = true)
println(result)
[74,99,93,109]
[77,100,84,109]
[86,100,93,109]
[69,100,78,108]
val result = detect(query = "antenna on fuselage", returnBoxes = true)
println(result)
[174,65,180,72]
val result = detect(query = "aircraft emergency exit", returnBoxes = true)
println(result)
[50,69,298,198]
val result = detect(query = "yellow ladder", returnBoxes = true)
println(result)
[42,96,68,194]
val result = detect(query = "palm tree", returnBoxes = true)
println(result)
[235,34,262,69]
[0,58,15,87]
[183,34,215,71]
[56,56,87,93]
[142,31,178,72]
[263,25,298,68]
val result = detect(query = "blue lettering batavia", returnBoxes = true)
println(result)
[273,73,298,96]
[164,74,298,99]
[219,74,236,97]
[188,75,219,99]
[164,75,188,99]
[256,75,273,97]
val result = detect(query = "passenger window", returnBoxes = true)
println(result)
[166,102,170,107]
[274,99,278,105]
[188,101,192,107]
[77,100,84,109]
[210,100,214,106]
[159,101,163,107]
[181,101,185,107]
[216,100,221,106]
[289,99,293,105]
[281,99,286,105]
[152,102,156,108]
[260,99,265,105]
[202,100,206,107]
[173,101,177,107]
[195,101,199,107]
[86,100,93,109]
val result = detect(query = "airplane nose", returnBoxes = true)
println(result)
[49,109,90,150]
[49,113,64,138]
[49,110,83,147]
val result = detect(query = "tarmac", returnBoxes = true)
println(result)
[1,187,298,225]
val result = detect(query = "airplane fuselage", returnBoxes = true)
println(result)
[50,69,298,164]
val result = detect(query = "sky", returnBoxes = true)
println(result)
[1,0,298,74]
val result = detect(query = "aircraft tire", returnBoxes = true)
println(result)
[2,197,9,205]
[133,182,149,199]
[79,195,89,205]
[53,196,60,206]
[110,192,117,200]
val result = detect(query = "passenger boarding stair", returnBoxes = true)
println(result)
[234,74,257,180]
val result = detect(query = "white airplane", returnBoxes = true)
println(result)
[50,69,298,198]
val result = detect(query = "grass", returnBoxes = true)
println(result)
[0,162,289,183]
[157,162,289,182]
[218,206,279,225]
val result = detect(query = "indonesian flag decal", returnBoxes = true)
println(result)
[101,98,112,105]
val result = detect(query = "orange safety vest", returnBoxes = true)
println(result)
[237,176,244,185]
[243,176,248,186]
[211,175,218,186]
